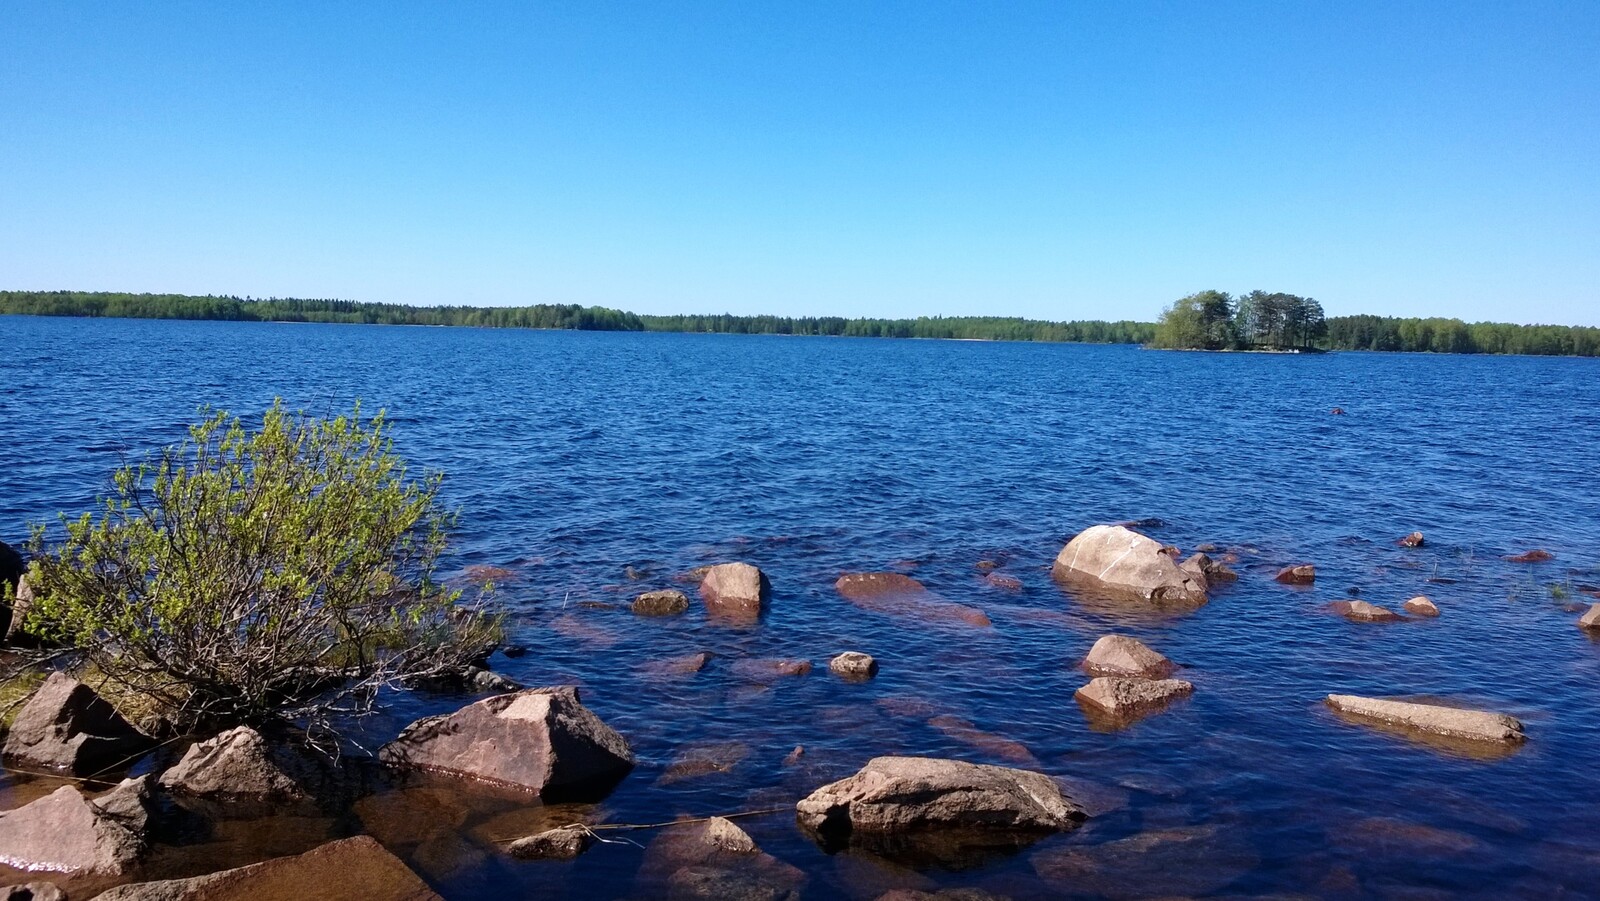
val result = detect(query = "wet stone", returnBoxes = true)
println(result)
[1081,635,1175,679]
[634,589,690,616]
[1275,564,1317,585]
[508,825,594,860]
[829,651,879,680]
[1330,600,1403,622]
[1075,677,1193,721]
[1404,596,1440,617]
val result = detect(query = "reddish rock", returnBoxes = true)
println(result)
[984,572,1023,591]
[640,651,714,677]
[1082,635,1175,678]
[1330,600,1403,622]
[1399,532,1426,548]
[1180,552,1236,584]
[699,563,769,617]
[1275,564,1317,585]
[1326,695,1525,745]
[836,572,926,599]
[380,686,634,797]
[1,884,67,901]
[730,658,812,681]
[927,715,1038,767]
[2,672,152,775]
[638,816,805,899]
[0,775,154,874]
[1051,525,1208,606]
[93,835,441,901]
[1403,596,1440,617]
[1506,549,1555,563]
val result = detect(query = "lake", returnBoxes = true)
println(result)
[3,314,1600,899]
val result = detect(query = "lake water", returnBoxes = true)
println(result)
[3,315,1600,899]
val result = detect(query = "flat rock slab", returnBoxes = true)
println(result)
[1082,635,1174,678]
[0,775,153,874]
[2,672,153,775]
[1051,526,1208,606]
[1325,695,1526,745]
[796,756,1084,864]
[1075,677,1193,718]
[94,835,441,901]
[380,685,634,798]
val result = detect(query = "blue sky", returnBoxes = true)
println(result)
[3,2,1597,324]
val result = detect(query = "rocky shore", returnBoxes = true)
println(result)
[0,523,1567,898]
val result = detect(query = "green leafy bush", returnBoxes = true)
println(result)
[25,401,499,736]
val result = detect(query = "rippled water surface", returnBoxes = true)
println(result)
[3,315,1600,899]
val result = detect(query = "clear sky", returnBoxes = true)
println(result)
[3,2,1597,324]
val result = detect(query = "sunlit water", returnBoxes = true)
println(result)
[2,315,1599,899]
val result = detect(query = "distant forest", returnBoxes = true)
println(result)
[3,290,1598,356]
[0,291,1153,343]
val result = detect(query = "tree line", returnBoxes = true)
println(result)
[3,289,1597,356]
[0,291,1153,344]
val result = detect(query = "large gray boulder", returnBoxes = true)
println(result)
[1051,526,1208,606]
[796,756,1084,865]
[380,685,634,798]
[0,775,154,874]
[699,563,769,618]
[3,672,152,775]
[94,835,442,901]
[1326,695,1526,745]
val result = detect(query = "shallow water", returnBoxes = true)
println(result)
[3,315,1600,899]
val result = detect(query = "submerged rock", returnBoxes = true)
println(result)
[1505,549,1555,563]
[1081,635,1174,679]
[836,572,992,628]
[1399,531,1426,548]
[1330,600,1403,622]
[640,651,715,677]
[1075,677,1193,717]
[699,563,769,617]
[829,651,879,680]
[94,835,441,901]
[2,672,153,776]
[1275,564,1317,585]
[983,572,1023,591]
[638,816,805,900]
[1325,694,1526,745]
[0,775,154,875]
[795,756,1084,865]
[1404,596,1440,617]
[508,825,594,860]
[380,685,634,798]
[1051,525,1208,606]
[634,589,690,616]
[731,658,813,681]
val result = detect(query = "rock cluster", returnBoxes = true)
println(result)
[1074,635,1191,723]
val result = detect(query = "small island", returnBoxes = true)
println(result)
[1149,290,1328,352]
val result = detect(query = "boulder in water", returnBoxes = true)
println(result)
[633,589,690,617]
[508,826,595,860]
[699,563,769,617]
[1399,532,1426,548]
[1081,635,1174,679]
[1050,526,1208,605]
[1403,596,1440,617]
[380,686,634,799]
[1275,564,1317,585]
[829,652,879,681]
[1579,604,1600,630]
[1075,677,1193,717]
[1330,600,1403,622]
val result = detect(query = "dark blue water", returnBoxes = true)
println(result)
[3,315,1600,899]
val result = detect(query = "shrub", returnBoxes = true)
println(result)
[25,400,499,737]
